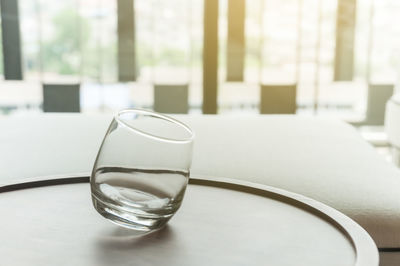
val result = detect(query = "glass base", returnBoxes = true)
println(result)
[91,193,172,233]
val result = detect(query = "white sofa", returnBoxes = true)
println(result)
[1,114,400,265]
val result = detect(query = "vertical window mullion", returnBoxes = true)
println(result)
[202,0,219,114]
[334,0,356,81]
[227,0,245,82]
[0,0,23,80]
[117,0,136,82]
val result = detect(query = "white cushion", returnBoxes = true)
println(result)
[1,114,400,249]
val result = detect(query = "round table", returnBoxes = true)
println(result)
[0,175,378,266]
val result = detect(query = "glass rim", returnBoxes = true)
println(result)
[115,108,195,143]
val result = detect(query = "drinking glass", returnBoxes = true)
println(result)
[90,109,194,233]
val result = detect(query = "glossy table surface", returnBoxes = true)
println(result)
[0,175,378,266]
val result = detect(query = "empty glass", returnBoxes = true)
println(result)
[90,109,194,233]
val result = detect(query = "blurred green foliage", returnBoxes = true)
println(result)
[42,8,89,75]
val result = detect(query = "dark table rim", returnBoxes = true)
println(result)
[0,173,379,266]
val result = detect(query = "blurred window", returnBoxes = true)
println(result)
[0,0,399,118]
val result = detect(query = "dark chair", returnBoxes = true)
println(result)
[260,84,297,114]
[365,84,394,125]
[153,84,189,114]
[42,84,80,112]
